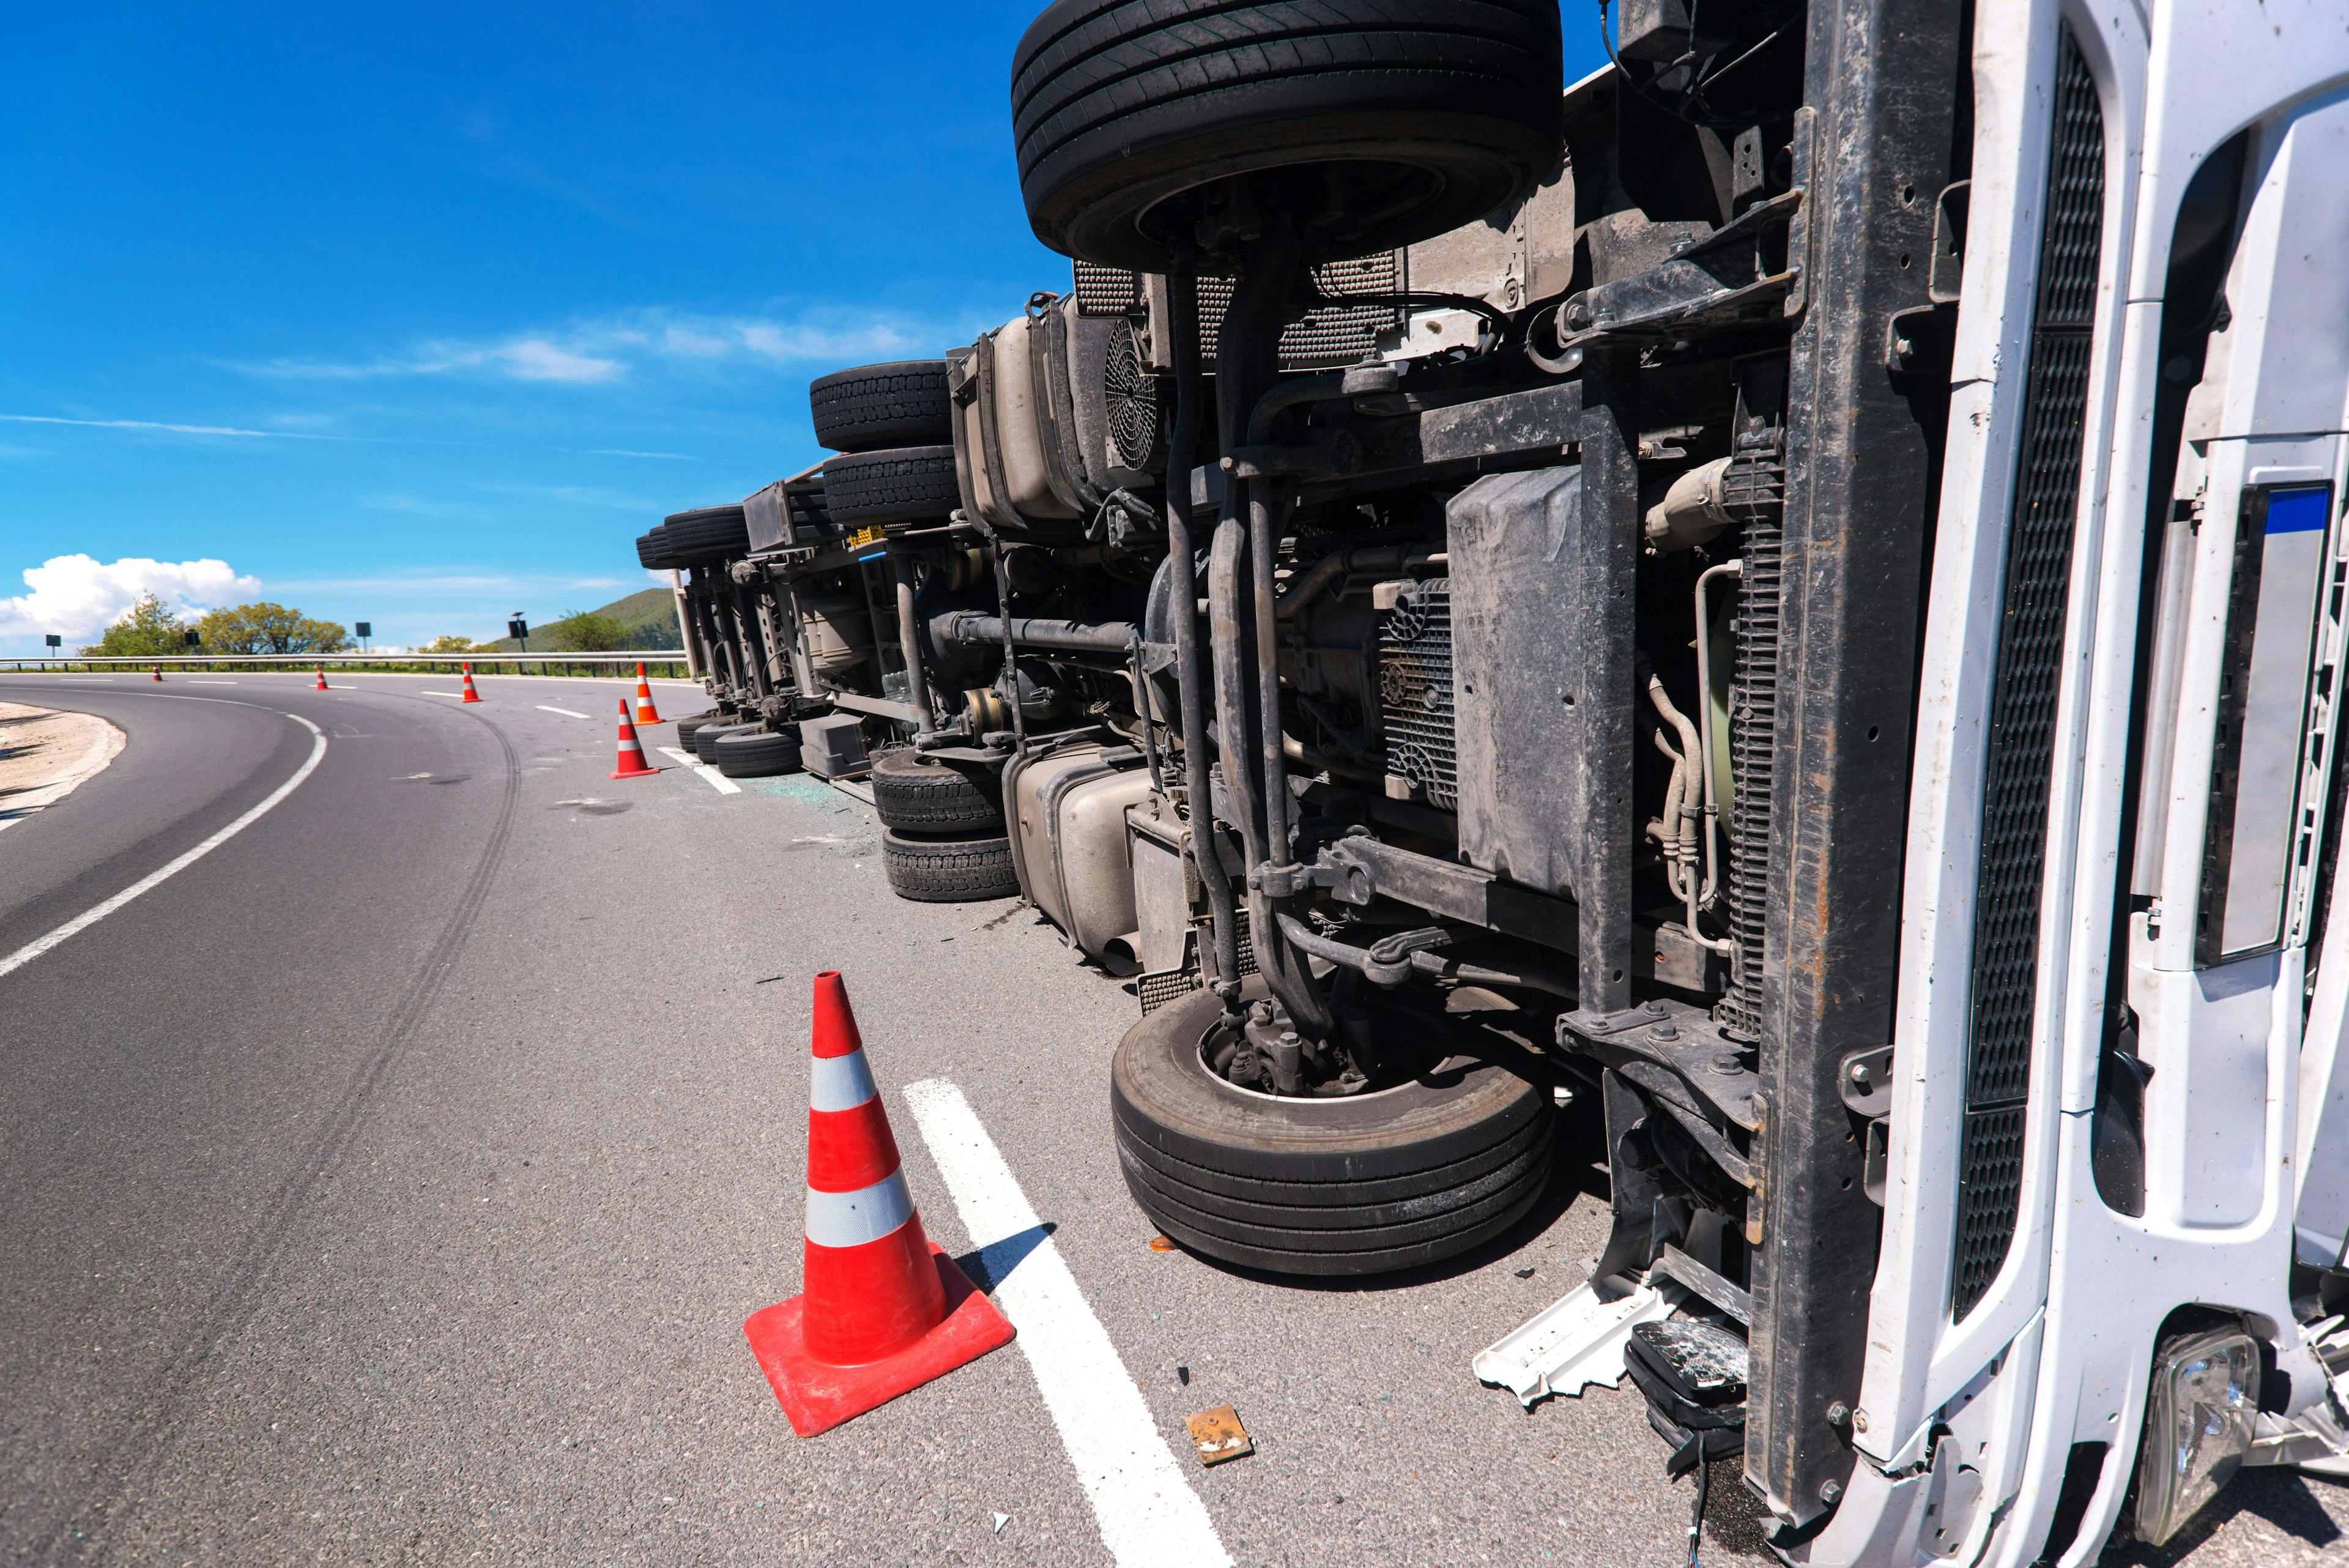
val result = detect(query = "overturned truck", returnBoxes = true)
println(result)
[642,0,2349,1559]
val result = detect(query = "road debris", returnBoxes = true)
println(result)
[1148,1234,1178,1252]
[991,1511,1010,1534]
[1176,1365,1190,1386]
[1186,1405,1253,1466]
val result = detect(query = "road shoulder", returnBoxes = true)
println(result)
[0,701,126,831]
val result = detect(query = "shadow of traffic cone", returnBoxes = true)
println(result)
[633,662,662,726]
[459,664,483,703]
[151,666,163,682]
[610,699,659,779]
[314,667,330,691]
[743,971,1014,1436]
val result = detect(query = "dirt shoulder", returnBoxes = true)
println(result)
[0,701,127,830]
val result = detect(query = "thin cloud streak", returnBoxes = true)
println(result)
[0,414,341,440]
[234,302,970,387]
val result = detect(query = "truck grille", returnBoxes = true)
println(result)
[1953,28,2105,1321]
[1138,912,1256,1015]
[1072,256,1404,371]
[1378,579,1458,811]
[1721,422,1786,1041]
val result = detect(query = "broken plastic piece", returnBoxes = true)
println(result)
[1186,1405,1253,1465]
[1474,1278,1690,1407]
[1149,1233,1178,1252]
[991,1512,1010,1534]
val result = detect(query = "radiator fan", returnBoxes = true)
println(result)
[1103,321,1164,472]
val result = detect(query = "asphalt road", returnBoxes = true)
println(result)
[0,672,2340,1568]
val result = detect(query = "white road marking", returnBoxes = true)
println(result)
[901,1079,1231,1568]
[656,746,740,794]
[535,705,589,719]
[0,710,328,981]
[190,679,239,684]
[421,691,462,697]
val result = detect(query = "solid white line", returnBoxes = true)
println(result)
[190,679,239,684]
[0,711,328,981]
[656,746,740,794]
[535,705,589,719]
[901,1079,1231,1568]
[420,691,462,697]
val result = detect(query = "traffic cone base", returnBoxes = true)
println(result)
[743,1241,1013,1438]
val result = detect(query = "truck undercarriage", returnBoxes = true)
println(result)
[632,1,2349,1559]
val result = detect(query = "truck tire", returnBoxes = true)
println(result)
[692,721,760,765]
[871,749,1003,832]
[881,828,1022,902]
[1110,982,1554,1276]
[636,529,680,570]
[662,505,751,562]
[673,712,723,751]
[1012,0,1564,272]
[821,447,962,527]
[810,360,953,453]
[713,729,804,778]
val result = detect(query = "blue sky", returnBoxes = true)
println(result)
[0,2,1602,653]
[0,1,1075,651]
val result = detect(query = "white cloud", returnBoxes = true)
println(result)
[0,555,262,647]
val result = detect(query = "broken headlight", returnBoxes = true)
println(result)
[2134,1326,2260,1547]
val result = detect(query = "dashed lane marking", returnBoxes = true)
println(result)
[0,708,328,981]
[420,691,462,697]
[656,746,740,793]
[535,705,589,719]
[902,1079,1231,1568]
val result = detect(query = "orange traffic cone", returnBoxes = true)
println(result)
[743,972,1014,1436]
[633,661,662,726]
[150,666,163,682]
[459,664,483,703]
[610,699,659,779]
[314,667,330,691]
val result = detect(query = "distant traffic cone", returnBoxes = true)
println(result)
[743,972,1014,1436]
[459,664,483,703]
[610,699,659,779]
[150,666,163,682]
[633,662,662,726]
[314,667,330,691]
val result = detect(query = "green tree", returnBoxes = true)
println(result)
[547,608,628,652]
[197,601,353,655]
[82,592,192,657]
[421,633,480,654]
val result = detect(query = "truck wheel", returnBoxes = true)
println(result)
[1110,982,1555,1276]
[821,447,962,527]
[692,721,760,765]
[871,749,1003,832]
[662,504,751,560]
[636,529,681,570]
[881,828,1021,902]
[713,729,804,778]
[810,360,952,453]
[673,712,722,750]
[1012,0,1564,272]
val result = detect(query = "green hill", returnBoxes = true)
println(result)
[480,587,683,653]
